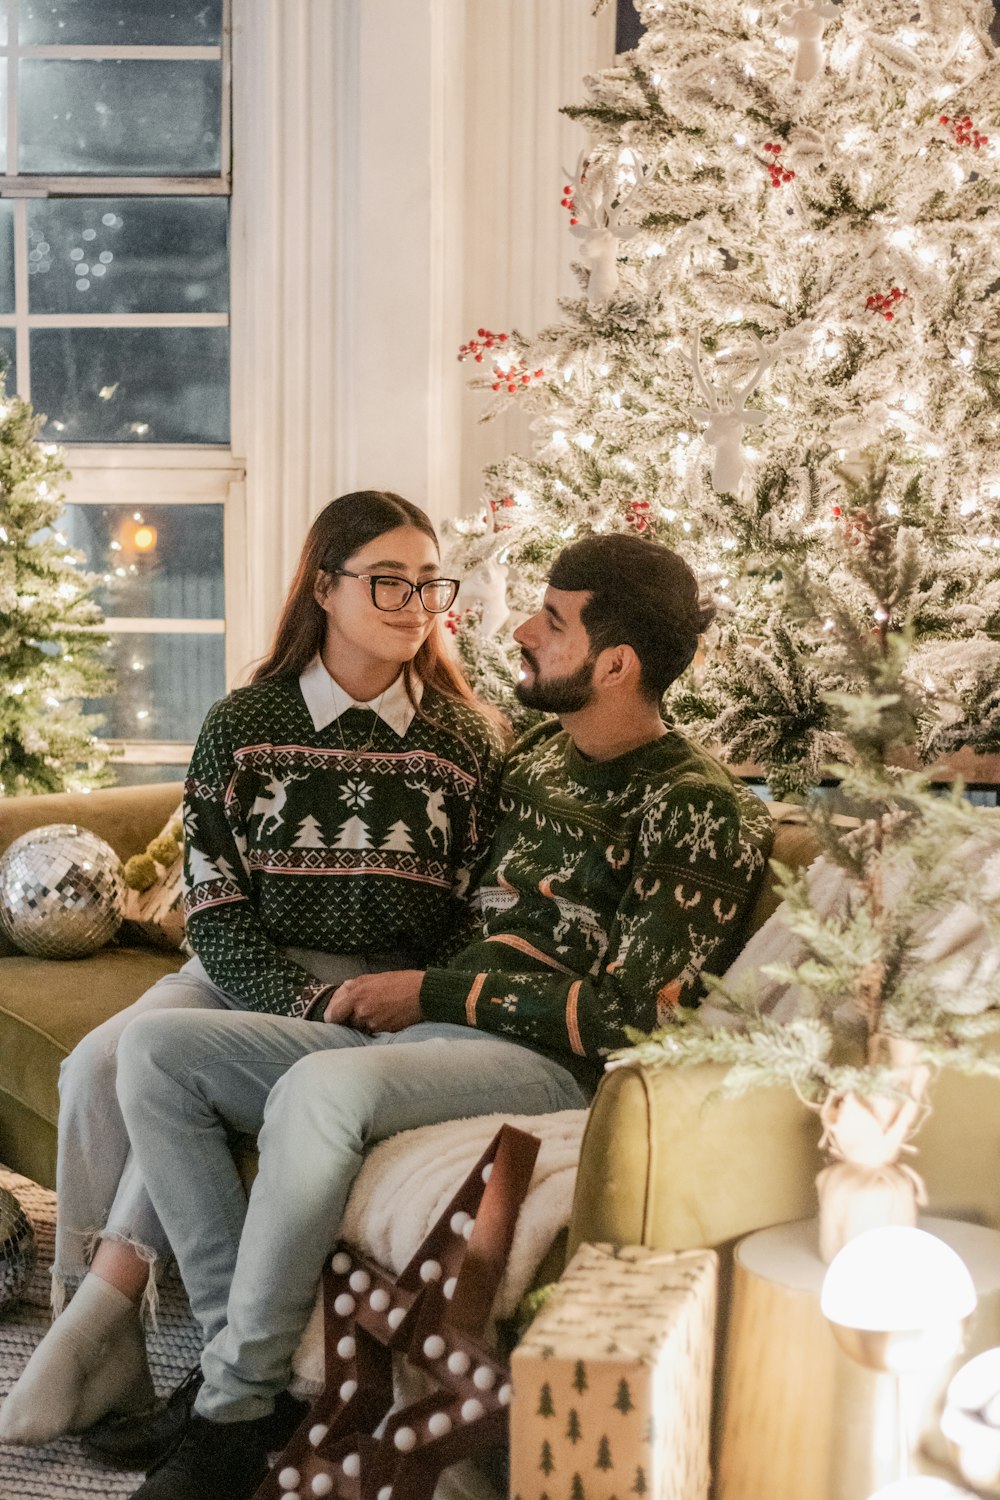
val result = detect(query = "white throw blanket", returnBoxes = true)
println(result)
[291,1108,587,1391]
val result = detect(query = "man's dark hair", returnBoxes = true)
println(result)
[548,534,715,701]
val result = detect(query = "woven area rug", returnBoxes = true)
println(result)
[0,1166,200,1499]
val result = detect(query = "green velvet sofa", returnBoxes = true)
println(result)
[3,782,997,1262]
[0,783,185,1188]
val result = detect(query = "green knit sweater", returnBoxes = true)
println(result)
[421,721,774,1088]
[183,673,506,1017]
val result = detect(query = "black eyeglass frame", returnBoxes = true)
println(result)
[333,568,461,614]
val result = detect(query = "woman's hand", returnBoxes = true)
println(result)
[323,970,425,1032]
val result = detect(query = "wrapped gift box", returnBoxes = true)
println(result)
[511,1242,718,1500]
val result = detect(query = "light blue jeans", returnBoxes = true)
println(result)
[52,951,405,1313]
[113,1008,588,1422]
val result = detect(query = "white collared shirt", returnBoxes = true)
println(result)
[298,654,423,737]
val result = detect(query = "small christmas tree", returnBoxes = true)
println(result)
[0,379,113,795]
[293,813,326,848]
[445,0,1000,793]
[614,1377,634,1414]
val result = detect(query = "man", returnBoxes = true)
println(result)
[112,535,775,1499]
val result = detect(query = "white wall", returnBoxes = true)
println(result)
[229,0,613,671]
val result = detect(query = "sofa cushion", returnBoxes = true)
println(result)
[0,947,184,1188]
[747,807,819,932]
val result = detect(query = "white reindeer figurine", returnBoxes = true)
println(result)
[461,555,510,639]
[687,329,779,495]
[779,0,840,83]
[566,151,644,308]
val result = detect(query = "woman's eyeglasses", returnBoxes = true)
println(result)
[333,570,460,614]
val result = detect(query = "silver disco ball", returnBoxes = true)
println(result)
[0,1186,36,1312]
[0,823,124,959]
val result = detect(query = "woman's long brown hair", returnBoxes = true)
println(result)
[251,490,508,737]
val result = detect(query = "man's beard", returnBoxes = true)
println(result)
[515,652,596,713]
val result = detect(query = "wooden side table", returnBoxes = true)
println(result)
[714,1216,1000,1500]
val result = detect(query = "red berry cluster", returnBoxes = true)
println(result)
[457,330,544,394]
[488,496,517,514]
[865,286,907,320]
[939,114,989,150]
[443,609,463,635]
[762,142,795,187]
[489,360,545,394]
[560,183,579,226]
[457,328,509,363]
[626,499,652,533]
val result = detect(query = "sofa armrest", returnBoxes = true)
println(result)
[566,1061,823,1257]
[0,783,182,864]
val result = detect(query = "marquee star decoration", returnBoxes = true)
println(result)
[253,1124,541,1500]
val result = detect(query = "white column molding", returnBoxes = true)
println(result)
[458,0,615,511]
[228,0,612,680]
[229,0,466,677]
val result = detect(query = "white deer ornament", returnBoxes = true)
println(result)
[461,555,510,639]
[779,0,840,83]
[688,329,779,495]
[566,152,644,308]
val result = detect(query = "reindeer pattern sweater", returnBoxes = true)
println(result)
[182,669,506,1017]
[421,720,774,1089]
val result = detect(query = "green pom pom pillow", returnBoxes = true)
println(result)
[121,806,188,952]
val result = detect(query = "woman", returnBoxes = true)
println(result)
[0,490,507,1446]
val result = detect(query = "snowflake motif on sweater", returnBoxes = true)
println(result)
[421,721,774,1089]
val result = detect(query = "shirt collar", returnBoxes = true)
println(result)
[299,655,422,737]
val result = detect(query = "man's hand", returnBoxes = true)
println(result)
[323,970,425,1032]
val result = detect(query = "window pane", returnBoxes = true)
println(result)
[63,503,224,618]
[31,326,229,442]
[0,329,15,393]
[114,762,187,787]
[86,631,225,743]
[19,60,222,175]
[0,62,7,172]
[28,198,229,314]
[21,0,222,45]
[0,200,13,311]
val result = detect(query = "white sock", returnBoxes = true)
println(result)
[0,1274,156,1446]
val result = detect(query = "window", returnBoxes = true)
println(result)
[0,0,235,784]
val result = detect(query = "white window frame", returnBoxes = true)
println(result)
[0,0,241,776]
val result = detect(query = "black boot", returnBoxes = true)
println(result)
[126,1413,269,1500]
[81,1367,203,1472]
[83,1366,308,1474]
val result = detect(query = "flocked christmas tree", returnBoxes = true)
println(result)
[0,378,113,796]
[444,0,1000,797]
[616,464,1000,1253]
